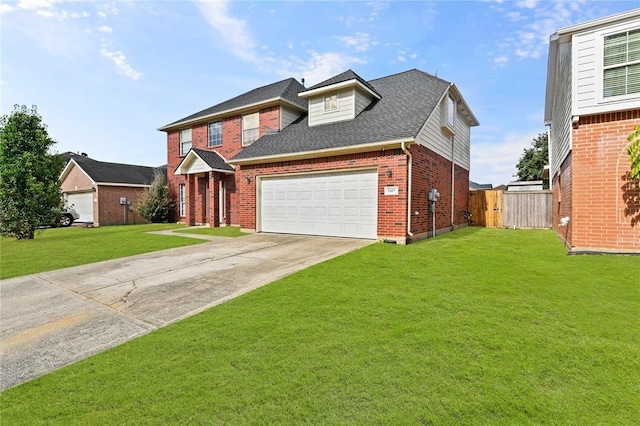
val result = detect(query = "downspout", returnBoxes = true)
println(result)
[401,141,413,238]
[451,134,455,229]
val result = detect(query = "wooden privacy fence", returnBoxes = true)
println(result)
[469,190,552,228]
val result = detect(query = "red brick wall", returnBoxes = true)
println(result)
[570,110,640,252]
[409,144,469,238]
[165,107,282,222]
[236,150,408,238]
[95,185,149,226]
[552,153,573,248]
[61,163,94,192]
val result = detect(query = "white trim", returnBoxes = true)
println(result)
[97,183,152,188]
[299,79,381,100]
[158,97,305,131]
[174,149,234,175]
[556,8,640,38]
[228,138,415,165]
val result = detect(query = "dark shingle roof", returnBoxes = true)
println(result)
[231,69,451,161]
[191,149,234,172]
[470,181,493,190]
[161,78,307,129]
[69,154,160,185]
[303,69,380,97]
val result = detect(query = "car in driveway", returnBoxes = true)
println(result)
[59,208,80,227]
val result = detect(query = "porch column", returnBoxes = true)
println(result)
[210,173,219,227]
[186,174,196,226]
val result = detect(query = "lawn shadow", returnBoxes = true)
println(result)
[621,171,640,227]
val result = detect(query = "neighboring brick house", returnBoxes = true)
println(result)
[59,152,163,226]
[545,9,640,253]
[160,69,478,243]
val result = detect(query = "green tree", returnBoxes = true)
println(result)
[136,169,176,223]
[515,132,549,184]
[627,126,640,181]
[0,105,64,239]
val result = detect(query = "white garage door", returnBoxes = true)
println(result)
[66,192,94,223]
[260,170,378,239]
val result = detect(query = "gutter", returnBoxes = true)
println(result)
[401,141,413,237]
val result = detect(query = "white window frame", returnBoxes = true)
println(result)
[180,129,192,156]
[324,93,338,111]
[447,95,456,128]
[602,27,640,99]
[179,184,186,217]
[595,22,640,105]
[242,112,259,146]
[208,121,222,147]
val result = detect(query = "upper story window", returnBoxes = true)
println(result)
[180,129,192,156]
[242,112,259,146]
[446,95,456,128]
[603,28,640,98]
[208,122,222,147]
[324,93,338,111]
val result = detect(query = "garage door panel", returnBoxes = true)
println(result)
[66,192,94,223]
[261,170,378,239]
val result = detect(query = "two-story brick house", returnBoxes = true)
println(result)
[545,9,640,253]
[160,69,478,243]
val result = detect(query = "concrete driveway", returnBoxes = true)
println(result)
[0,233,373,390]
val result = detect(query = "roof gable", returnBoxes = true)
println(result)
[302,69,380,98]
[160,78,307,131]
[231,69,457,162]
[61,155,160,186]
[175,148,234,175]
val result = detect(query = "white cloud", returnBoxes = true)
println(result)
[98,25,113,34]
[494,55,509,66]
[336,32,374,52]
[17,0,59,10]
[471,130,541,184]
[493,0,592,65]
[0,3,14,14]
[97,11,106,18]
[100,44,143,80]
[516,0,539,9]
[278,51,364,86]
[196,0,257,62]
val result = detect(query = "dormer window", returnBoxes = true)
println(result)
[324,94,338,111]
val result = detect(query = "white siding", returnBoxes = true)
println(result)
[550,42,573,179]
[573,33,598,111]
[308,89,355,126]
[572,17,640,115]
[354,88,373,116]
[280,107,301,129]
[415,94,472,171]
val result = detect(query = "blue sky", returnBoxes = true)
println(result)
[1,0,637,185]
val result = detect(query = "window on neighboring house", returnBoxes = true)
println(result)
[179,184,186,217]
[180,129,192,155]
[603,28,640,98]
[242,112,259,146]
[208,122,222,147]
[324,93,338,111]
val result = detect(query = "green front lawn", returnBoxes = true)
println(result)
[2,228,638,424]
[0,224,203,279]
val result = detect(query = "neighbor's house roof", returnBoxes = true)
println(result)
[470,181,493,190]
[60,152,163,187]
[230,69,479,164]
[158,78,308,131]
